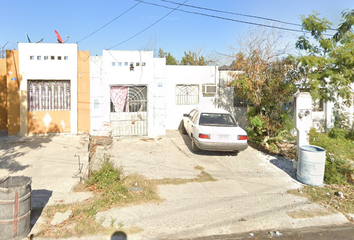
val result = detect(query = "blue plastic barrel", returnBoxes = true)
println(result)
[297,145,326,186]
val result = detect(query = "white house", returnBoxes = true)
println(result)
[90,50,235,137]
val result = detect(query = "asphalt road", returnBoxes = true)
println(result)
[184,224,354,240]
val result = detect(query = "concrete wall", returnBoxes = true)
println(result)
[164,66,234,130]
[77,51,90,134]
[91,51,236,136]
[91,50,166,137]
[152,58,166,136]
[90,56,104,133]
[18,43,78,136]
[0,58,7,133]
[102,50,154,123]
[6,50,20,136]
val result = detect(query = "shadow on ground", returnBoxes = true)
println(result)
[31,189,53,229]
[270,157,297,179]
[0,135,54,174]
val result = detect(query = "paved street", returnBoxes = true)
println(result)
[184,224,354,240]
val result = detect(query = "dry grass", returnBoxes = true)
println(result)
[288,184,354,214]
[287,209,332,219]
[151,166,217,185]
[140,138,162,142]
[37,163,217,238]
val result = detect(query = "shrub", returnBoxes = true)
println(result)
[86,158,123,190]
[328,127,346,139]
[310,128,354,185]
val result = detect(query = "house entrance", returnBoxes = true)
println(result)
[109,85,147,136]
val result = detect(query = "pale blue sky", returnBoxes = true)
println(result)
[1,0,353,62]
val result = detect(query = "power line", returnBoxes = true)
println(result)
[133,0,308,34]
[160,0,303,28]
[160,0,338,31]
[76,1,142,43]
[107,0,189,50]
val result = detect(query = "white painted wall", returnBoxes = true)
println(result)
[91,50,167,137]
[90,56,104,133]
[152,58,166,136]
[164,66,234,130]
[102,50,154,123]
[18,43,78,135]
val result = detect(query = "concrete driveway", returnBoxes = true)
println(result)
[94,130,349,240]
[0,135,92,208]
[0,132,350,240]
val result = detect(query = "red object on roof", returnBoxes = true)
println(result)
[54,30,63,43]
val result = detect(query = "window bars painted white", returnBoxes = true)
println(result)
[28,80,71,111]
[176,84,199,105]
[110,86,147,113]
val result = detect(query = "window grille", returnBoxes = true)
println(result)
[176,84,199,105]
[110,86,147,113]
[28,80,71,111]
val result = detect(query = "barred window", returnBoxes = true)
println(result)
[28,80,71,111]
[176,84,199,105]
[110,86,147,113]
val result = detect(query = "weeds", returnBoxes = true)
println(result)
[309,128,354,185]
[38,159,216,238]
[288,184,354,214]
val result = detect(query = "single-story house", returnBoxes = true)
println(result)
[0,43,234,137]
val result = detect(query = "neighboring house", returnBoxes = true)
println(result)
[1,43,351,137]
[218,67,247,129]
[218,67,354,132]
[0,43,90,136]
[0,45,234,137]
[90,50,235,137]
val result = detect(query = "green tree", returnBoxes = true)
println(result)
[166,52,178,65]
[181,50,207,65]
[228,28,297,139]
[158,48,165,58]
[157,48,178,65]
[294,10,354,105]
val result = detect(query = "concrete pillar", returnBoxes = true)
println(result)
[294,92,313,169]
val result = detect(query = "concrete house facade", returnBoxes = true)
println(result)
[2,43,353,137]
[90,50,234,137]
[0,43,90,136]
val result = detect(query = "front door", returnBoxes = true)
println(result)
[109,85,148,136]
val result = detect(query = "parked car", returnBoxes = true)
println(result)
[182,108,248,152]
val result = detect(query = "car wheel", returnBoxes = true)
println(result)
[181,123,187,134]
[191,138,200,152]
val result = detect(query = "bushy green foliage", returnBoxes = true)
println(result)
[328,127,347,139]
[86,158,123,190]
[295,10,354,105]
[310,128,354,185]
[247,114,267,140]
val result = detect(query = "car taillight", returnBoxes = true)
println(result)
[238,135,247,140]
[199,133,210,139]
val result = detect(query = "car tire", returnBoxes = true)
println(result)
[181,123,187,135]
[191,138,200,152]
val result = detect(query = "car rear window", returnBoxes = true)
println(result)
[199,113,237,127]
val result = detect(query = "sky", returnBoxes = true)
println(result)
[1,0,353,64]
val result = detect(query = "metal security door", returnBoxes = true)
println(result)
[110,85,147,136]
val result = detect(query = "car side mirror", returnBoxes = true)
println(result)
[183,114,188,117]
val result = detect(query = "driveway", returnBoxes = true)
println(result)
[94,130,348,240]
[0,132,349,240]
[0,135,92,208]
